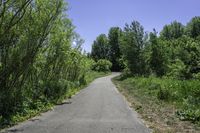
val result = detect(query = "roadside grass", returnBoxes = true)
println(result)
[112,76,200,133]
[85,71,111,84]
[0,71,110,130]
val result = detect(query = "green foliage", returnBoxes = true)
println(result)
[85,71,111,84]
[1,0,200,128]
[165,36,200,79]
[193,72,200,80]
[160,21,184,40]
[120,21,146,75]
[0,0,103,128]
[176,109,200,123]
[119,67,132,80]
[92,17,200,80]
[0,0,64,119]
[157,87,171,101]
[149,30,168,76]
[108,27,123,71]
[91,17,200,125]
[167,59,188,79]
[92,59,112,72]
[91,27,124,72]
[117,76,200,123]
[186,16,200,38]
[91,34,109,61]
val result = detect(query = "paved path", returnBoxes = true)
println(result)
[2,73,151,133]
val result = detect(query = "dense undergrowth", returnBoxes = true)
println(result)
[0,71,109,129]
[126,77,200,123]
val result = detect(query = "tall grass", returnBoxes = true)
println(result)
[119,76,200,123]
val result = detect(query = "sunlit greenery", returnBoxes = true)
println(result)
[0,0,199,130]
[92,16,200,126]
[0,0,109,128]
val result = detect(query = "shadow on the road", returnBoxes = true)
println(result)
[29,118,40,122]
[7,129,24,133]
[56,101,72,105]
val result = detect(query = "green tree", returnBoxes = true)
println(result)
[120,21,146,75]
[173,36,200,78]
[149,29,167,76]
[160,21,184,40]
[91,34,109,61]
[108,27,123,71]
[186,16,200,38]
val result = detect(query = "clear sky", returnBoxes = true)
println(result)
[67,0,200,52]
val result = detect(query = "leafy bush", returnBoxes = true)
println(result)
[193,72,200,80]
[119,67,132,80]
[43,79,71,102]
[167,59,188,79]
[92,59,112,72]
[177,109,200,122]
[79,75,87,85]
[147,82,161,90]
[157,87,171,101]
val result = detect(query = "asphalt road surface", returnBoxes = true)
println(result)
[2,73,151,133]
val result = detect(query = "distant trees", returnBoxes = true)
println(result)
[91,34,109,61]
[120,21,146,75]
[108,27,122,71]
[160,21,184,40]
[91,16,200,79]
[186,16,200,38]
[92,59,112,72]
[91,28,123,71]
[148,29,168,76]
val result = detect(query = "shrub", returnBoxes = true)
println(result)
[177,108,200,122]
[157,87,171,101]
[193,72,200,80]
[79,74,87,85]
[167,59,188,79]
[92,59,112,72]
[148,82,161,90]
[43,79,71,102]
[119,67,132,80]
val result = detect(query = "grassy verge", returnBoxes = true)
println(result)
[112,76,200,133]
[0,71,110,130]
[85,71,111,84]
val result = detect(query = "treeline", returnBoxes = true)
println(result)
[91,28,123,71]
[0,0,99,126]
[91,17,200,80]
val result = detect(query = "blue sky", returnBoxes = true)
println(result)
[67,0,200,52]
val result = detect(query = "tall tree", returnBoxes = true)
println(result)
[108,27,122,71]
[186,16,200,38]
[91,34,109,61]
[149,29,167,76]
[120,21,145,75]
[160,21,184,40]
